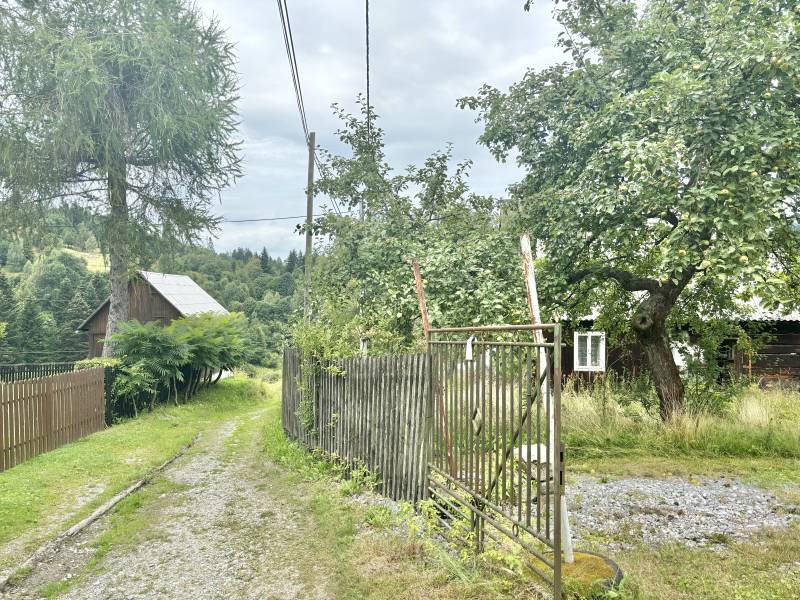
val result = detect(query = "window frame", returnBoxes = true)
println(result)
[573,331,606,372]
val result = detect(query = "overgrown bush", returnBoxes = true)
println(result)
[107,312,255,415]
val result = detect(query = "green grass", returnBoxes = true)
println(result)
[60,247,107,273]
[0,376,265,572]
[562,382,800,460]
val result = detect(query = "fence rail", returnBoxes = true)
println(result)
[0,367,105,472]
[0,362,76,383]
[282,349,429,502]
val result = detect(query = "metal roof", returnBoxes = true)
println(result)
[139,271,228,317]
[77,271,227,330]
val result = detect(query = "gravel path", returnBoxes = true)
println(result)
[567,474,798,550]
[3,410,330,600]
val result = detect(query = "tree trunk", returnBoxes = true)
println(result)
[102,159,130,357]
[213,369,224,384]
[632,292,684,420]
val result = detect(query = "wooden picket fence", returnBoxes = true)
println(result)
[282,348,430,502]
[0,367,105,472]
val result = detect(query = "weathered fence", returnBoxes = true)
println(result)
[282,349,429,502]
[0,362,76,383]
[0,367,105,472]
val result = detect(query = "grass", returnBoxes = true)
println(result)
[60,247,107,273]
[562,380,800,460]
[0,375,264,572]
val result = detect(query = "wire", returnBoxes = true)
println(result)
[225,210,353,223]
[366,0,371,141]
[276,0,309,141]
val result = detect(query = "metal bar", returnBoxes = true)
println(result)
[428,324,559,333]
[553,323,563,600]
[485,369,548,501]
[429,465,555,549]
[429,474,555,570]
[428,340,555,349]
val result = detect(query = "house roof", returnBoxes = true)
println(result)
[77,271,228,330]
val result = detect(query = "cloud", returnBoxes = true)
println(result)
[197,0,565,254]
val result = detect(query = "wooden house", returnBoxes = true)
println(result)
[565,303,800,384]
[78,271,228,358]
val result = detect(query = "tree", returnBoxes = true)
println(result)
[460,0,800,418]
[0,0,242,356]
[307,99,525,353]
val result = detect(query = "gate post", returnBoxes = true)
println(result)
[553,323,563,599]
[422,329,433,501]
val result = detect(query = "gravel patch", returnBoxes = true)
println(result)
[567,475,798,549]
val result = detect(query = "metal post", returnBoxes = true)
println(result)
[304,131,316,319]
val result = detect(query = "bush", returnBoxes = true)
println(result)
[74,357,120,370]
[107,312,255,415]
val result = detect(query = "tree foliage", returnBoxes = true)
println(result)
[305,99,527,356]
[0,0,242,354]
[459,0,800,416]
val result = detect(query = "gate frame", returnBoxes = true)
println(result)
[424,323,564,598]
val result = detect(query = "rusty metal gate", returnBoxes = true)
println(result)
[426,324,564,597]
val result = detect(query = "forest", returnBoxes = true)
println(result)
[0,204,303,366]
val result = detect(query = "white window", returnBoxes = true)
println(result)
[574,331,606,372]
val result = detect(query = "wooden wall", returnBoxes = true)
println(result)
[85,278,182,357]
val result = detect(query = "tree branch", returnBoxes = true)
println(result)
[566,266,661,292]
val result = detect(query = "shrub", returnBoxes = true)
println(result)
[74,357,120,370]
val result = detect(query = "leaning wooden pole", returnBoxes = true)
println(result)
[304,131,316,320]
[412,258,456,478]
[520,233,574,565]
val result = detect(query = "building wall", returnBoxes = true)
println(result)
[85,278,182,357]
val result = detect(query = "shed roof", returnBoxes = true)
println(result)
[77,271,228,331]
[139,271,228,317]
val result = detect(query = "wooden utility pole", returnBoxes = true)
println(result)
[304,131,316,319]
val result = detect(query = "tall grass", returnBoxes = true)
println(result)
[562,376,800,459]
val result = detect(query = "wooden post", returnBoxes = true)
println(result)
[304,131,316,320]
[520,233,574,566]
[412,259,456,478]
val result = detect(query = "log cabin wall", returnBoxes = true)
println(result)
[730,321,800,382]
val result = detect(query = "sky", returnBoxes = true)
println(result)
[196,0,566,256]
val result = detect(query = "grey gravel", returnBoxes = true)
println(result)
[567,475,798,550]
[3,410,331,600]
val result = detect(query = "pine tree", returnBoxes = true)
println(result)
[62,285,92,353]
[259,248,272,273]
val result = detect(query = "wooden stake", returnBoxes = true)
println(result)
[519,232,574,565]
[412,258,456,478]
[304,131,316,319]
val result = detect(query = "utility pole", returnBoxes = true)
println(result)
[304,131,315,319]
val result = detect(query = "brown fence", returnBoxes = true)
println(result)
[0,367,105,472]
[282,349,430,502]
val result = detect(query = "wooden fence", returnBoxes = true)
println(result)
[282,349,430,502]
[0,362,76,383]
[0,367,105,472]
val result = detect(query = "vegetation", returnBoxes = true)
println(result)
[459,0,800,417]
[0,0,242,355]
[0,249,109,363]
[0,376,263,573]
[562,376,800,460]
[106,313,255,416]
[0,205,302,366]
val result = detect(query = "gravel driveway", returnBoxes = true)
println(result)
[3,410,330,600]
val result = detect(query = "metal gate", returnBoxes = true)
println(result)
[426,324,564,597]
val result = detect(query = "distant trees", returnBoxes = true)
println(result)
[0,250,109,362]
[0,0,242,356]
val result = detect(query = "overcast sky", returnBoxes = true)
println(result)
[196,0,565,256]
